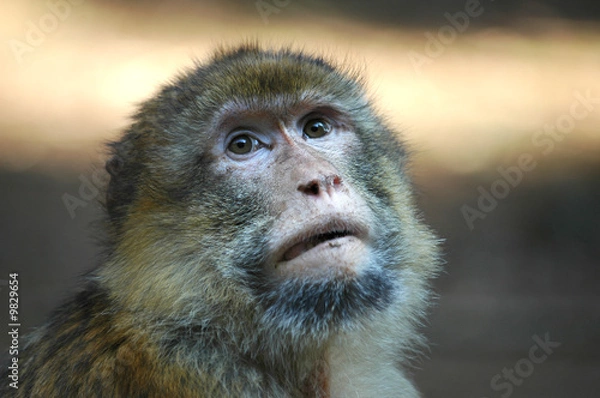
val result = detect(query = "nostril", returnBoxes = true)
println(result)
[299,180,321,195]
[329,175,342,186]
[298,175,342,196]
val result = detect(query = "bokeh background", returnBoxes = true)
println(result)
[1,0,599,396]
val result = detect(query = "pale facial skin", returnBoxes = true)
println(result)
[211,100,376,282]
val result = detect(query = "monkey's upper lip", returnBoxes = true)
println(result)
[278,219,368,263]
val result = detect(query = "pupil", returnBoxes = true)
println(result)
[236,138,247,148]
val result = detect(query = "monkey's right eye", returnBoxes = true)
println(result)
[228,134,256,155]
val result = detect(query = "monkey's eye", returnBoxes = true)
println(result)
[303,119,331,139]
[228,134,257,155]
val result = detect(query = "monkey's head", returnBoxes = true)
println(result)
[101,44,439,350]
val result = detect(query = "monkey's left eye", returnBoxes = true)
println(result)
[228,134,258,155]
[303,119,331,139]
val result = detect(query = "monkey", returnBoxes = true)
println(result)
[1,43,441,397]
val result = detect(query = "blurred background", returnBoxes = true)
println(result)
[1,0,599,396]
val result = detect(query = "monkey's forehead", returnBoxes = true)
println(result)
[152,47,367,119]
[205,45,362,96]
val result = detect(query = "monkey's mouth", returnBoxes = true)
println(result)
[282,230,354,262]
[273,219,370,276]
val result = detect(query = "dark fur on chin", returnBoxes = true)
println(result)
[257,268,397,337]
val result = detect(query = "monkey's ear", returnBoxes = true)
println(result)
[105,138,142,227]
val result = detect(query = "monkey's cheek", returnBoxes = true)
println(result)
[274,236,369,279]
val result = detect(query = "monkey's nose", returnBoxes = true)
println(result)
[298,175,342,196]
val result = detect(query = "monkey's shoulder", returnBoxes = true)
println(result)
[0,285,177,397]
[0,284,289,397]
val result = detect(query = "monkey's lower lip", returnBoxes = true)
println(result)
[282,230,354,262]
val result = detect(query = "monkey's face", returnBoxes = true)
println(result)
[211,103,373,278]
[206,101,399,336]
[105,47,435,342]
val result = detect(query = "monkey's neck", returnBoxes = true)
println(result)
[129,306,333,394]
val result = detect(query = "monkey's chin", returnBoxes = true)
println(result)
[274,236,369,278]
